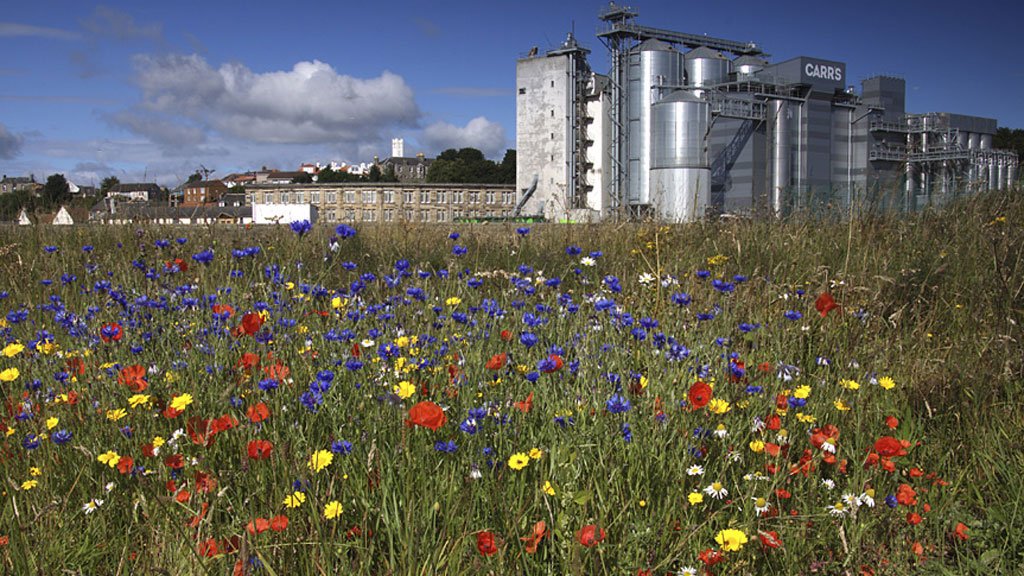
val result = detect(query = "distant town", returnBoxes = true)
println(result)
[0,139,520,227]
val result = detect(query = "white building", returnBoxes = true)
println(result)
[516,33,609,221]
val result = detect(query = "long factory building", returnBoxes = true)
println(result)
[516,3,1019,221]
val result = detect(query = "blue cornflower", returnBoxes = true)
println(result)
[519,332,538,348]
[258,378,279,392]
[43,245,59,254]
[22,434,41,450]
[711,279,735,293]
[51,429,73,445]
[885,495,898,508]
[621,422,633,443]
[331,439,353,455]
[695,269,711,279]
[290,219,312,236]
[459,418,479,435]
[671,292,692,306]
[565,245,581,256]
[516,227,530,236]
[192,249,215,265]
[606,393,631,414]
[452,245,467,256]
[336,224,357,238]
[434,440,458,453]
[784,310,803,321]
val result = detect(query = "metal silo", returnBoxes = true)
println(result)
[649,90,710,221]
[625,39,684,206]
[980,134,992,150]
[684,46,731,93]
[989,157,998,190]
[769,99,791,216]
[733,55,767,77]
[1008,159,1018,189]
[997,158,1007,190]
[968,133,979,149]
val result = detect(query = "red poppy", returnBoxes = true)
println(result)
[164,454,185,470]
[576,524,605,547]
[500,330,512,341]
[212,414,238,434]
[175,489,192,504]
[187,502,209,529]
[247,402,270,423]
[188,417,215,447]
[246,517,271,535]
[766,414,781,430]
[521,520,547,554]
[116,455,134,475]
[197,538,220,558]
[815,292,839,317]
[542,354,564,373]
[211,304,235,318]
[195,471,216,494]
[476,531,498,556]
[262,360,290,381]
[514,391,534,414]
[758,530,783,549]
[405,401,447,431]
[906,512,923,525]
[269,515,289,532]
[954,522,970,540]
[698,548,725,566]
[236,352,260,372]
[884,415,899,429]
[485,353,507,371]
[240,312,264,336]
[118,364,148,392]
[247,439,273,460]
[350,343,361,357]
[874,436,906,458]
[688,381,712,409]
[165,258,189,273]
[66,357,86,376]
[142,442,156,458]
[100,322,123,343]
[896,483,917,506]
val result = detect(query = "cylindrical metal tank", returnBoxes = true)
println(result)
[956,131,968,149]
[980,134,992,150]
[1008,160,1018,189]
[989,157,998,190]
[968,133,979,149]
[649,90,710,221]
[997,158,1007,191]
[733,55,767,77]
[684,46,731,92]
[770,99,790,216]
[625,39,685,206]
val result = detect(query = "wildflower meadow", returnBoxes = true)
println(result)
[0,192,1021,575]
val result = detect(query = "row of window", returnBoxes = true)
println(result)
[251,189,516,206]
[319,208,513,223]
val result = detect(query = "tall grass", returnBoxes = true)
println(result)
[0,191,1020,575]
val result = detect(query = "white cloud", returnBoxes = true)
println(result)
[0,22,79,40]
[121,54,420,148]
[0,123,24,159]
[106,110,207,149]
[421,116,506,158]
[80,6,162,42]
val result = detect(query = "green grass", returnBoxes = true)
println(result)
[0,191,1021,575]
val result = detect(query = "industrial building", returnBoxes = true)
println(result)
[516,3,1019,221]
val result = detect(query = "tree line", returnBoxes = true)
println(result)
[427,149,515,184]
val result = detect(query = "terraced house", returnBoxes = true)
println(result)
[247,182,517,223]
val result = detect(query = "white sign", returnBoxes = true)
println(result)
[804,63,843,82]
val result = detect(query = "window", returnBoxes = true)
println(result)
[453,190,464,204]
[485,191,495,204]
[403,208,413,221]
[551,109,554,117]
[403,190,414,204]
[437,209,446,222]
[383,209,393,222]
[325,209,336,222]
[383,190,394,204]
[550,80,554,87]
[310,191,320,204]
[327,191,337,204]
[518,87,526,95]
[345,209,355,221]
[502,191,514,205]
[420,190,431,204]
[295,191,305,204]
[344,190,355,204]
[421,209,431,222]
[362,210,376,222]
[363,190,376,204]
[437,190,447,204]
[468,191,479,204]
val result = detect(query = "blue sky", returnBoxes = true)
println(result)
[1,0,1020,187]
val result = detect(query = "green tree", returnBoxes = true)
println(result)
[291,173,314,184]
[186,172,203,184]
[426,147,502,183]
[498,149,516,184]
[100,176,120,194]
[994,127,1024,163]
[42,173,70,209]
[368,164,382,182]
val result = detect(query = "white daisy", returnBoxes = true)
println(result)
[752,496,770,516]
[821,478,836,490]
[678,567,697,576]
[82,498,104,514]
[703,481,728,499]
[827,501,847,517]
[686,465,704,476]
